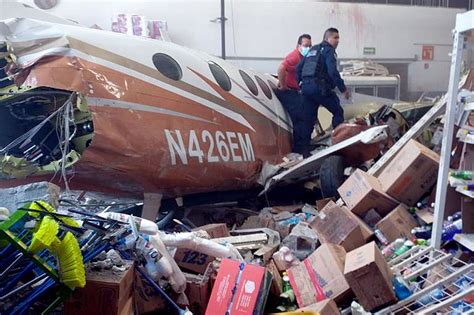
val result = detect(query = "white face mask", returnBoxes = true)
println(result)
[299,46,310,56]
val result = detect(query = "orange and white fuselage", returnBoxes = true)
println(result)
[0,18,292,197]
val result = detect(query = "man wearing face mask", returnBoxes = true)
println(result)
[276,34,312,153]
[296,27,350,157]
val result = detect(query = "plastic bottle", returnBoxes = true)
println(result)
[393,240,415,258]
[411,226,432,239]
[392,275,412,300]
[441,219,462,241]
[416,287,445,306]
[374,229,389,246]
[382,238,405,258]
[450,170,474,180]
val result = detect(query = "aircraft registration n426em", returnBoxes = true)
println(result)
[164,129,255,165]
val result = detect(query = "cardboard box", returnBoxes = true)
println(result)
[193,223,230,238]
[304,244,352,304]
[174,248,216,274]
[462,197,474,233]
[341,205,374,241]
[310,201,365,252]
[288,262,321,307]
[298,299,340,315]
[375,204,418,243]
[185,273,210,315]
[378,139,439,206]
[205,259,267,315]
[133,271,165,314]
[344,242,397,311]
[287,244,352,307]
[174,223,229,274]
[65,262,135,315]
[267,260,283,296]
[338,169,398,216]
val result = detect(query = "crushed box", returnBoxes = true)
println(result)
[65,261,135,315]
[205,259,269,315]
[297,299,340,315]
[375,204,418,243]
[344,242,397,311]
[288,244,352,307]
[185,273,210,315]
[310,201,365,252]
[378,139,439,206]
[304,244,352,304]
[338,169,398,216]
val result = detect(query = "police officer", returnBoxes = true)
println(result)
[296,28,350,157]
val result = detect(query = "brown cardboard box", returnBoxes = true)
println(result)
[341,205,374,241]
[288,262,319,307]
[311,201,365,252]
[267,260,283,296]
[375,204,418,243]
[185,273,210,315]
[316,198,336,211]
[298,299,340,315]
[378,139,439,206]
[65,262,135,315]
[462,197,474,233]
[193,223,230,238]
[304,244,352,304]
[174,248,215,274]
[344,242,397,311]
[338,169,398,216]
[133,271,165,314]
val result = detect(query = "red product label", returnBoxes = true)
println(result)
[206,259,265,315]
[205,259,240,315]
[231,264,265,315]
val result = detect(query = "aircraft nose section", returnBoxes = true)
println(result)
[0,18,69,69]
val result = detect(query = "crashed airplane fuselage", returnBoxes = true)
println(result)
[0,18,294,197]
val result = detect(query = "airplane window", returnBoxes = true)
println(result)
[239,70,258,96]
[152,53,182,81]
[255,76,272,100]
[267,80,278,92]
[208,61,231,91]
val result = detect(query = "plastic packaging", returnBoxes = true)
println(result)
[393,240,414,257]
[450,170,474,180]
[98,212,158,235]
[159,231,235,259]
[374,229,389,246]
[416,287,445,306]
[441,219,462,241]
[382,238,405,258]
[412,226,432,239]
[392,275,412,300]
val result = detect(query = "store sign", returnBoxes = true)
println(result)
[363,47,376,55]
[422,45,434,61]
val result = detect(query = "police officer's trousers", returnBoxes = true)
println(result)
[299,82,344,155]
[275,88,305,153]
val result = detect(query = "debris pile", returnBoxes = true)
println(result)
[0,89,473,315]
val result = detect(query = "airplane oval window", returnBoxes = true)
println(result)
[267,80,278,92]
[208,61,231,91]
[255,76,272,100]
[239,70,258,96]
[152,53,182,81]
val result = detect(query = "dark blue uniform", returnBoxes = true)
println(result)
[295,41,347,156]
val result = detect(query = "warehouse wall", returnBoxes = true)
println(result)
[12,0,467,100]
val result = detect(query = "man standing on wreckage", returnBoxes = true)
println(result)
[296,27,351,158]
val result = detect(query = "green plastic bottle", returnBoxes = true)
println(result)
[450,170,474,180]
